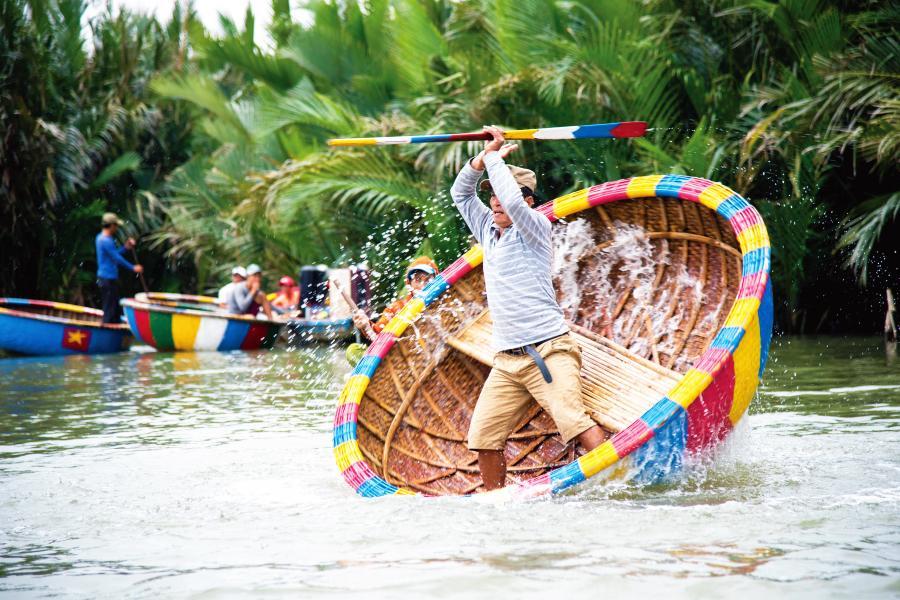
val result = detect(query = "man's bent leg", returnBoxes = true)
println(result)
[525,334,603,447]
[467,360,533,490]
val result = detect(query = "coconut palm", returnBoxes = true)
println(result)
[143,0,898,329]
[0,0,197,301]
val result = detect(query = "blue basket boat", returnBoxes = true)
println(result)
[0,298,131,356]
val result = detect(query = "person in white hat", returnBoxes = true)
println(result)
[217,265,247,308]
[226,263,273,319]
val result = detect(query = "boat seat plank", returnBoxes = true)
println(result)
[446,310,681,433]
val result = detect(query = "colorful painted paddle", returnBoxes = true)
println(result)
[327,121,647,147]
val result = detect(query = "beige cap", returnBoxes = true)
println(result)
[480,165,537,194]
[101,212,122,226]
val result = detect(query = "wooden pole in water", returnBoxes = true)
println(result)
[131,247,150,295]
[886,288,897,365]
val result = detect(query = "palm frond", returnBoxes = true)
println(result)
[151,73,251,141]
[91,151,141,188]
[837,192,900,285]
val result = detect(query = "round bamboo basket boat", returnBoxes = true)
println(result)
[333,175,773,498]
[0,298,130,355]
[121,292,282,352]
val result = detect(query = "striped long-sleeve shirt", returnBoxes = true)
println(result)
[450,152,567,351]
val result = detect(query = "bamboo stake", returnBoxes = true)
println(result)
[886,288,897,343]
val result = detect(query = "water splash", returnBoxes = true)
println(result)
[552,218,702,369]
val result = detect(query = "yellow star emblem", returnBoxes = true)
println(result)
[67,330,86,345]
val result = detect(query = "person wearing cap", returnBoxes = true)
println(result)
[226,263,273,319]
[217,266,247,308]
[351,257,439,339]
[95,212,143,324]
[450,125,607,490]
[346,257,438,365]
[271,276,300,313]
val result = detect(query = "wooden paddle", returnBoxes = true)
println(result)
[327,121,647,147]
[130,246,149,294]
[332,278,377,341]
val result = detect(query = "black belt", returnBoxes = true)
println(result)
[501,333,566,383]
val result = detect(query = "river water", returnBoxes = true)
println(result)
[0,337,898,598]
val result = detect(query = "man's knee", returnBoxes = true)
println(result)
[531,335,595,444]
[467,407,512,451]
[467,368,529,451]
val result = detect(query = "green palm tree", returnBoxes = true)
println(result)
[142,0,898,328]
[1,0,197,301]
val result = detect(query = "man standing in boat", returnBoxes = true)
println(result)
[95,212,143,324]
[451,125,607,490]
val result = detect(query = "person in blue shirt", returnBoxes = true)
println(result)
[95,212,143,323]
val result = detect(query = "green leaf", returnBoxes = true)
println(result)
[90,151,142,189]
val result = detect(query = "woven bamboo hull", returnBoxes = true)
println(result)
[121,293,282,352]
[334,175,773,498]
[0,298,130,355]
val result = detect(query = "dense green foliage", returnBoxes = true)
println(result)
[1,0,898,332]
[0,0,197,303]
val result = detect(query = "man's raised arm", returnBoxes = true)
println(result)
[483,151,550,248]
[450,160,492,245]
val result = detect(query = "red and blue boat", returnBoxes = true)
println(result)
[0,298,131,356]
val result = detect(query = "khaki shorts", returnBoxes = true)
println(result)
[467,333,596,450]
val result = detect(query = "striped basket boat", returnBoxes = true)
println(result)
[0,298,130,356]
[333,175,773,498]
[121,293,282,352]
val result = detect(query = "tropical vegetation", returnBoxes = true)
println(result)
[1,0,897,332]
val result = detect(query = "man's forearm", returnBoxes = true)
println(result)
[234,289,256,312]
[450,160,482,201]
[484,151,528,219]
[108,245,135,271]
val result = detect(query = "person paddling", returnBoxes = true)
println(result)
[351,257,439,339]
[451,125,608,490]
[346,257,438,365]
[95,212,143,324]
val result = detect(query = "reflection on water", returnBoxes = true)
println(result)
[0,337,898,598]
[0,348,342,460]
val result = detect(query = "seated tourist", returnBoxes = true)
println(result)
[218,266,246,308]
[271,276,300,314]
[226,263,273,319]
